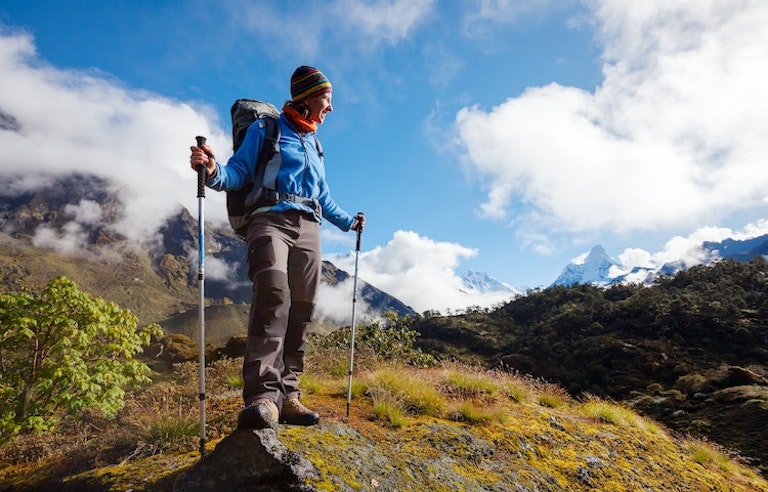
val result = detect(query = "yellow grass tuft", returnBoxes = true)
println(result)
[365,368,446,418]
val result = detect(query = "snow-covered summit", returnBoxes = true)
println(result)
[551,245,620,287]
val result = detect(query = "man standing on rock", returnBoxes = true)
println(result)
[190,66,365,429]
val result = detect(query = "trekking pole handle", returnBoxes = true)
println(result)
[355,228,362,251]
[354,213,363,251]
[195,136,207,198]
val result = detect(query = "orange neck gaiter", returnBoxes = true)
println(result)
[283,104,317,133]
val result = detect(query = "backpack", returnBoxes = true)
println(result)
[226,99,280,238]
[225,98,325,239]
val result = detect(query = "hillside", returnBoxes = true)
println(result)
[0,173,413,335]
[1,357,766,491]
[3,174,768,488]
[414,257,768,475]
[2,289,767,491]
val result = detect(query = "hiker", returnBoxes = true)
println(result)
[189,66,365,430]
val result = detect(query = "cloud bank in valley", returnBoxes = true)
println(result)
[0,29,231,242]
[609,220,768,283]
[327,231,517,314]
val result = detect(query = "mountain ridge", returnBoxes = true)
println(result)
[552,236,768,287]
[0,174,414,334]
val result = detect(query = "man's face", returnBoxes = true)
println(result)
[305,93,333,124]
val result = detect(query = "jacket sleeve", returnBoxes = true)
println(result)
[206,121,266,192]
[319,182,355,231]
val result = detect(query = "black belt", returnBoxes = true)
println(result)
[261,188,320,212]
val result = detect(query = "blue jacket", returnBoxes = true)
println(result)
[207,113,354,231]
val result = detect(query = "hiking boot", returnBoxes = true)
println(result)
[280,398,320,426]
[237,398,279,430]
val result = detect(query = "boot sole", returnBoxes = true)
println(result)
[237,406,278,430]
[279,414,320,426]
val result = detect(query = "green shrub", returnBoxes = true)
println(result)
[0,277,161,445]
[309,312,436,370]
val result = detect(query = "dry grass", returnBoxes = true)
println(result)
[534,380,569,409]
[365,367,446,418]
[1,355,766,491]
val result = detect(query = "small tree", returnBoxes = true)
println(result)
[0,276,162,444]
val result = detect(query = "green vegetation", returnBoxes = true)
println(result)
[366,368,446,418]
[1,332,766,490]
[141,414,199,453]
[1,262,768,490]
[0,277,161,445]
[371,393,407,428]
[413,257,768,475]
[688,438,741,473]
[579,394,651,430]
[308,310,437,372]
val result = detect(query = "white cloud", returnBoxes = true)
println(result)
[464,0,571,34]
[571,251,590,266]
[203,255,249,288]
[455,1,768,241]
[315,278,378,326]
[335,0,434,45]
[237,0,434,58]
[32,223,88,256]
[0,31,231,243]
[64,200,102,225]
[321,225,355,247]
[29,199,111,257]
[327,230,515,313]
[611,220,768,278]
[614,248,653,270]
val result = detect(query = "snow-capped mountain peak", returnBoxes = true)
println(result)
[462,270,518,294]
[551,234,768,288]
[551,245,620,287]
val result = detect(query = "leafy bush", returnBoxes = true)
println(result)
[308,311,436,370]
[0,277,162,445]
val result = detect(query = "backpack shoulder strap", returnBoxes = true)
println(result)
[313,134,323,159]
[249,118,325,199]
[254,115,280,189]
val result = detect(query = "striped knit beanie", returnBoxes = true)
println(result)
[290,66,332,102]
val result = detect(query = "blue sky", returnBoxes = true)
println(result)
[1,1,767,315]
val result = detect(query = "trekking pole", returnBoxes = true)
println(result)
[345,216,363,420]
[194,135,208,458]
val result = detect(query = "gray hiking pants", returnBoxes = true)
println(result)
[242,210,321,408]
